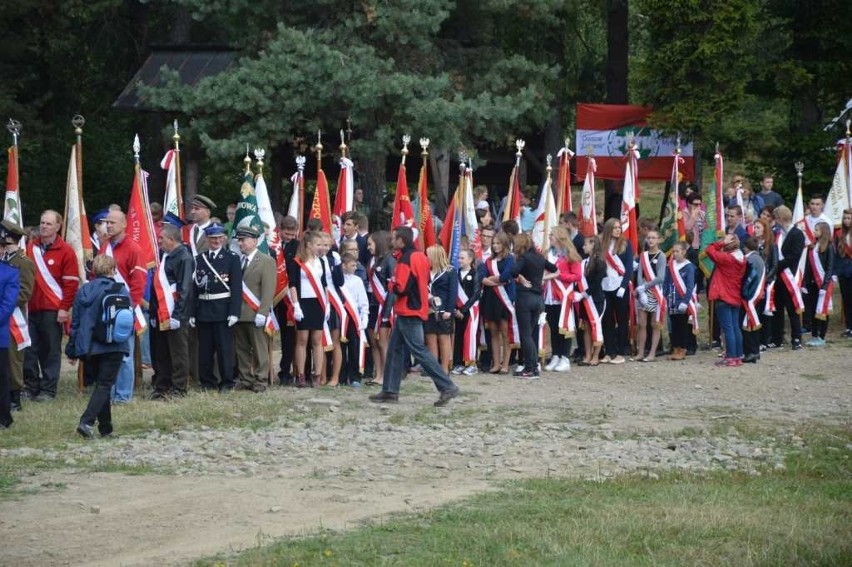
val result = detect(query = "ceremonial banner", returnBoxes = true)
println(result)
[5,145,22,226]
[578,157,597,237]
[416,154,437,249]
[440,166,478,268]
[126,167,158,269]
[556,146,574,214]
[826,138,852,227]
[575,104,694,181]
[332,156,354,241]
[161,149,184,227]
[659,151,685,254]
[503,158,522,224]
[621,146,639,253]
[288,156,306,236]
[233,169,264,240]
[310,167,333,234]
[531,172,557,252]
[63,146,90,282]
[391,162,415,229]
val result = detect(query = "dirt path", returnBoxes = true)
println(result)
[2,343,849,566]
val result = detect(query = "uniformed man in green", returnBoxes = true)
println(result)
[0,220,34,411]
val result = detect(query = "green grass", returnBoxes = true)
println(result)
[195,424,851,567]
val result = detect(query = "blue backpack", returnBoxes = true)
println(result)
[94,282,134,344]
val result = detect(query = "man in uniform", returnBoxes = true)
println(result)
[1,220,32,412]
[101,209,147,403]
[187,195,216,257]
[234,226,276,392]
[189,224,241,392]
[149,223,194,399]
[25,210,79,401]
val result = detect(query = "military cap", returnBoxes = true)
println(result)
[204,223,226,237]
[192,194,217,211]
[0,219,26,239]
[235,225,260,239]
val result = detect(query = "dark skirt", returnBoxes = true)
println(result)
[424,313,454,335]
[480,287,510,322]
[296,298,326,331]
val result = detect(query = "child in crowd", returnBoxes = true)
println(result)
[339,253,370,386]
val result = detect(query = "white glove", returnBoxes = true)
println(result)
[254,314,266,328]
[818,289,826,303]
[293,303,304,322]
[800,287,808,295]
[572,293,582,303]
[538,312,547,326]
[360,315,368,329]
[189,317,196,328]
[227,315,238,327]
[677,303,688,314]
[832,275,839,284]
[169,318,181,330]
[616,287,626,299]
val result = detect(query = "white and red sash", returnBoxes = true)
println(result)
[640,252,667,327]
[576,259,603,344]
[808,247,834,320]
[546,252,576,337]
[605,246,626,276]
[487,257,519,346]
[456,284,480,364]
[31,245,64,310]
[153,258,176,330]
[776,231,805,313]
[10,307,31,350]
[741,257,766,331]
[668,258,699,334]
[294,257,332,348]
[338,285,367,372]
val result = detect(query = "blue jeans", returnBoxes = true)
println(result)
[715,302,743,358]
[382,316,455,395]
[111,336,135,402]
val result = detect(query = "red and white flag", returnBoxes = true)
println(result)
[392,161,415,229]
[713,149,725,234]
[826,137,852,228]
[575,104,694,181]
[310,161,333,235]
[531,172,557,252]
[621,146,639,253]
[332,156,354,241]
[62,146,92,283]
[288,156,306,237]
[578,156,597,237]
[556,146,574,214]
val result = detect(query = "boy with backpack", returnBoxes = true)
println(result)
[66,255,133,439]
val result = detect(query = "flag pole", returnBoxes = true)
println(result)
[73,116,87,392]
[339,129,347,159]
[420,137,430,242]
[6,118,22,225]
[173,120,184,221]
[132,134,144,390]
[543,153,554,250]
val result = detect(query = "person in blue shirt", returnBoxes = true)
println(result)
[0,256,20,428]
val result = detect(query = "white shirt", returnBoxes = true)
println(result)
[298,257,324,299]
[342,272,370,323]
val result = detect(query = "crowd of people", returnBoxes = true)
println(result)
[0,175,850,438]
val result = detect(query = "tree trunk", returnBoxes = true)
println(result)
[358,154,387,230]
[603,0,629,219]
[430,147,451,219]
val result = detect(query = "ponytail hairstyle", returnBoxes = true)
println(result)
[296,231,321,263]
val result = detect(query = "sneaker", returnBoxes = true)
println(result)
[517,372,540,380]
[410,364,422,373]
[810,337,826,347]
[791,339,803,351]
[710,340,722,350]
[610,356,626,364]
[451,365,465,375]
[76,423,95,440]
[759,344,767,352]
[515,364,525,373]
[544,357,560,371]
[462,365,478,376]
[434,386,460,407]
[368,391,399,404]
[35,393,55,403]
[843,329,852,338]
[554,357,571,372]
[350,381,361,388]
[805,337,819,347]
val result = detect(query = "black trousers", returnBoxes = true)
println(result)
[151,323,190,394]
[742,305,761,356]
[545,303,572,357]
[340,325,362,385]
[602,290,630,357]
[80,352,123,435]
[275,302,296,383]
[515,290,543,371]
[0,349,11,427]
[453,312,471,366]
[670,314,690,349]
[23,310,62,397]
[771,281,802,344]
[198,321,235,390]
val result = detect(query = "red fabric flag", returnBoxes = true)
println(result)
[575,104,695,181]
[417,160,436,249]
[439,192,456,253]
[332,157,354,239]
[503,164,522,224]
[556,147,574,214]
[620,148,639,253]
[126,167,158,269]
[392,164,415,229]
[310,169,333,234]
[578,157,598,237]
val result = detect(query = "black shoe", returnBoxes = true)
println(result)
[685,348,697,356]
[99,426,114,438]
[149,390,169,401]
[743,354,760,363]
[35,393,55,403]
[434,386,460,407]
[369,391,399,404]
[710,340,722,350]
[10,390,21,412]
[76,423,95,440]
[766,342,784,349]
[219,386,234,394]
[791,339,803,351]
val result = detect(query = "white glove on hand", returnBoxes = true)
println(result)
[227,315,238,327]
[189,317,196,328]
[538,312,547,326]
[677,303,688,314]
[293,303,304,322]
[801,287,808,295]
[254,314,266,328]
[360,315,368,330]
[169,318,181,330]
[616,287,626,299]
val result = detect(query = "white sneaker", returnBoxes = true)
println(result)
[515,364,525,373]
[451,365,465,375]
[545,356,560,371]
[462,365,478,376]
[554,357,571,372]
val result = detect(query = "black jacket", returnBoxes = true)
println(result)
[151,244,195,323]
[190,248,242,322]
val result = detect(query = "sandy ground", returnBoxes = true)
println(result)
[1,340,850,567]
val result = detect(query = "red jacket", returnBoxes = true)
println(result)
[27,236,80,313]
[100,236,147,307]
[389,246,430,320]
[707,241,746,307]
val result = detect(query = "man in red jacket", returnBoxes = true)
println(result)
[25,210,80,401]
[369,226,459,406]
[101,209,148,403]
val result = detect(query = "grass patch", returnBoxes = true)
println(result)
[800,373,828,381]
[195,425,851,567]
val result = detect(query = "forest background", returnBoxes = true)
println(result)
[2,0,850,225]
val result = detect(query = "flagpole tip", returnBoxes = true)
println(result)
[71,115,84,136]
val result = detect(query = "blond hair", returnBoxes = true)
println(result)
[92,254,116,277]
[426,244,450,272]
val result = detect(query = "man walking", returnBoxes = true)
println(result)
[149,223,194,398]
[234,226,276,392]
[369,226,459,406]
[24,210,79,401]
